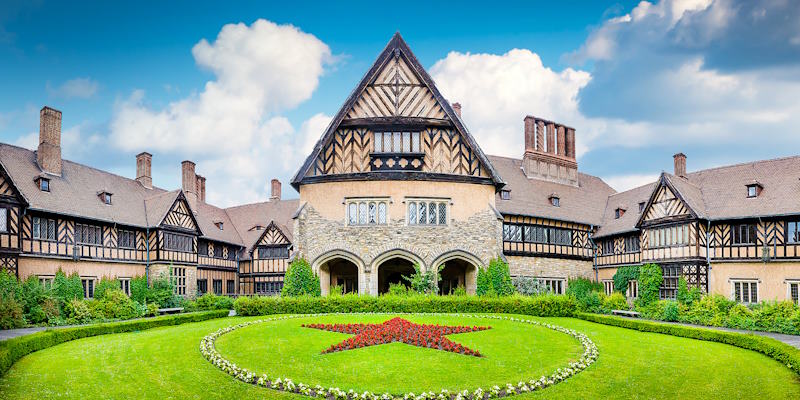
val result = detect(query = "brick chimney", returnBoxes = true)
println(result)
[181,160,197,210]
[452,102,462,118]
[674,153,687,178]
[135,152,152,189]
[196,175,206,203]
[37,106,62,176]
[521,115,578,186]
[270,179,281,201]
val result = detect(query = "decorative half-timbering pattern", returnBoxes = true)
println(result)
[313,128,372,175]
[257,223,291,246]
[162,199,198,231]
[595,234,642,267]
[0,254,17,275]
[502,215,593,260]
[345,54,446,120]
[423,128,488,177]
[643,185,691,223]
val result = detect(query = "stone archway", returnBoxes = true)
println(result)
[312,250,365,295]
[376,257,415,294]
[431,251,481,295]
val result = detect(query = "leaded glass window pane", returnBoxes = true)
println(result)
[348,203,357,225]
[418,202,426,224]
[383,133,392,152]
[412,132,420,152]
[359,202,367,225]
[438,203,447,225]
[408,202,416,225]
[368,202,376,224]
[374,132,383,152]
[402,132,410,152]
[48,220,56,240]
[378,202,387,224]
[428,203,436,224]
[393,132,401,152]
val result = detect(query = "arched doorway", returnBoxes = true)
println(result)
[313,250,364,296]
[377,257,416,294]
[431,251,481,295]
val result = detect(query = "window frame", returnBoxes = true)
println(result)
[226,279,235,294]
[536,277,566,295]
[32,216,56,241]
[732,279,759,304]
[75,223,103,246]
[788,281,800,306]
[550,197,560,207]
[373,131,421,154]
[603,280,614,296]
[163,232,194,252]
[213,279,222,295]
[171,266,186,295]
[786,221,800,244]
[0,206,7,233]
[118,229,136,249]
[406,198,449,226]
[345,198,390,226]
[731,223,757,245]
[197,279,208,295]
[38,178,50,192]
[500,190,510,200]
[38,275,54,289]
[257,245,290,260]
[119,277,131,296]
[81,277,96,299]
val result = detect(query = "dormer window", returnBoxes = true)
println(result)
[36,177,50,192]
[215,222,224,230]
[746,183,762,198]
[615,208,626,219]
[638,202,645,213]
[500,190,511,200]
[250,225,264,231]
[550,195,560,207]
[97,191,113,205]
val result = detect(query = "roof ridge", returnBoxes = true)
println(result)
[687,154,800,176]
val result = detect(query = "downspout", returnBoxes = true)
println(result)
[145,227,150,283]
[590,224,598,282]
[705,220,711,271]
[235,248,240,296]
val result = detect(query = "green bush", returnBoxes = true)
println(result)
[566,277,603,310]
[403,264,440,295]
[234,294,576,318]
[64,299,93,324]
[387,283,409,296]
[93,277,120,300]
[577,313,800,376]
[0,310,229,377]
[193,293,234,311]
[328,284,343,297]
[130,275,148,304]
[451,285,467,296]
[148,272,176,307]
[282,257,321,297]
[662,300,680,322]
[603,292,629,312]
[53,270,83,305]
[476,258,514,296]
[89,289,141,320]
[612,265,639,294]
[0,270,22,300]
[0,297,24,329]
[635,264,662,307]
[146,303,159,317]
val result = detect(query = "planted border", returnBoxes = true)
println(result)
[577,313,800,375]
[0,310,229,376]
[200,313,598,399]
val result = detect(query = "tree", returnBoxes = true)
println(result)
[403,263,440,295]
[282,257,321,297]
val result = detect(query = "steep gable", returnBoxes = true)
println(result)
[0,164,25,204]
[256,221,291,246]
[161,196,201,233]
[637,174,697,227]
[292,33,503,189]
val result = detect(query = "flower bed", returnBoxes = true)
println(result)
[200,313,598,399]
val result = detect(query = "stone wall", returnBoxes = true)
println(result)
[150,263,198,299]
[506,255,593,280]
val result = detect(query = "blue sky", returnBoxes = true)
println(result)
[1,0,798,206]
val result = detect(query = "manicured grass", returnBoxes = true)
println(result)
[214,314,581,393]
[0,314,798,399]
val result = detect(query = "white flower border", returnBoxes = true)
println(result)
[200,313,598,400]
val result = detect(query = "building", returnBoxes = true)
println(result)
[0,33,797,304]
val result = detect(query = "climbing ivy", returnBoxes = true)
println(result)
[612,265,640,294]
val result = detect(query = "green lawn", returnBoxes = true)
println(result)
[0,314,798,399]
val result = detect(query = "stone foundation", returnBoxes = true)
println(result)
[506,255,593,280]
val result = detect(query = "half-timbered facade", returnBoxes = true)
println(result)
[1,34,798,304]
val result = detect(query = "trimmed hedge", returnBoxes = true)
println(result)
[577,313,800,375]
[234,294,576,317]
[0,310,229,376]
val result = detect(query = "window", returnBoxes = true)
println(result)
[38,177,50,192]
[789,282,799,306]
[171,267,186,295]
[374,131,420,153]
[81,278,95,299]
[197,279,208,295]
[0,207,7,233]
[215,222,223,230]
[660,266,681,299]
[638,202,646,213]
[38,276,54,289]
[550,196,560,207]
[627,280,639,299]
[119,278,130,296]
[347,199,389,226]
[258,245,290,259]
[101,192,112,205]
[407,200,448,225]
[603,280,614,295]
[32,217,56,240]
[213,244,223,258]
[746,184,761,198]
[164,232,193,252]
[213,279,222,295]
[732,280,758,304]
[732,223,757,245]
[75,223,103,245]
[625,235,640,253]
[503,223,572,246]
[226,280,235,294]
[228,247,237,261]
[786,221,800,244]
[647,225,689,248]
[500,190,510,200]
[615,208,625,219]
[255,281,283,295]
[537,278,565,295]
[502,224,523,242]
[549,227,572,245]
[602,240,614,255]
[118,229,136,249]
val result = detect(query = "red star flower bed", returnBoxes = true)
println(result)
[302,317,491,357]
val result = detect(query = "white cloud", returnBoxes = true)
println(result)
[430,49,591,159]
[603,173,660,192]
[109,19,334,206]
[47,77,99,99]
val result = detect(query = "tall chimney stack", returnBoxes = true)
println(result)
[452,102,461,118]
[523,116,536,153]
[270,179,281,201]
[181,160,197,209]
[37,106,62,176]
[196,175,206,203]
[136,152,152,189]
[521,115,579,186]
[673,153,687,178]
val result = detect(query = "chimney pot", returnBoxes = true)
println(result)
[270,179,281,201]
[523,116,536,153]
[181,160,197,209]
[196,175,206,203]
[37,106,62,175]
[674,153,687,178]
[136,152,152,189]
[452,102,461,118]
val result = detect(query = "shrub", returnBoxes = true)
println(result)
[512,276,549,296]
[64,299,93,324]
[146,303,159,317]
[403,264,440,295]
[662,300,680,322]
[0,297,24,329]
[53,270,84,305]
[476,267,492,296]
[193,293,234,311]
[130,275,148,304]
[148,272,176,307]
[476,258,514,297]
[387,283,409,296]
[612,265,639,294]
[0,310,229,376]
[234,293,577,318]
[90,289,141,320]
[451,285,467,296]
[93,277,120,300]
[603,292,629,312]
[635,264,662,307]
[329,284,343,297]
[282,257,321,297]
[41,297,60,320]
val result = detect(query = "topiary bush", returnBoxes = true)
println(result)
[282,257,321,297]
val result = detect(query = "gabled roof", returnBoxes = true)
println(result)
[633,173,701,228]
[224,199,300,260]
[594,182,656,238]
[291,32,504,189]
[489,155,615,226]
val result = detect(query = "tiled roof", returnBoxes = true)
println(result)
[594,183,656,238]
[489,155,616,226]
[224,199,300,260]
